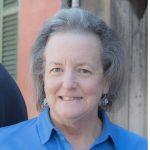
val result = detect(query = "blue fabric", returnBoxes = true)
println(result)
[0,107,147,150]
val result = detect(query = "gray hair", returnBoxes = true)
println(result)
[30,8,125,111]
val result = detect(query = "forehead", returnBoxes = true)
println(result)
[44,32,103,63]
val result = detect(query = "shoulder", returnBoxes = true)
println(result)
[111,123,148,150]
[0,117,38,144]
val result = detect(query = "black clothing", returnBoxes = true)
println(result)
[0,64,28,127]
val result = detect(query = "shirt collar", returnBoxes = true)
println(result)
[36,107,117,147]
[95,110,117,148]
[36,106,54,144]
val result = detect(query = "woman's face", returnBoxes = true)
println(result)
[44,32,109,123]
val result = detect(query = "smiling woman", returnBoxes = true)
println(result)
[44,32,106,126]
[0,8,147,150]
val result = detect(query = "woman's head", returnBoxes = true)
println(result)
[30,8,125,112]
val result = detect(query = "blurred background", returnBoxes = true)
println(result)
[0,0,147,138]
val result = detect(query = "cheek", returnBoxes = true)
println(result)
[82,78,104,97]
[44,75,60,97]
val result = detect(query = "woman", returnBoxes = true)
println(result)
[0,64,28,127]
[0,8,147,150]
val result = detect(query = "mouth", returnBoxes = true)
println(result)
[59,96,83,101]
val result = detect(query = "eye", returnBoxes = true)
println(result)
[78,68,91,75]
[50,68,63,73]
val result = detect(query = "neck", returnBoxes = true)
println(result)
[50,110,102,150]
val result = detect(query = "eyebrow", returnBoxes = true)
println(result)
[76,63,93,67]
[48,62,62,66]
[48,62,94,68]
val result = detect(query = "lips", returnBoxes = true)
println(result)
[59,96,83,101]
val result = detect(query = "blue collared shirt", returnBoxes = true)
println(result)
[0,107,147,150]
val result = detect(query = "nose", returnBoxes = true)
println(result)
[62,71,77,89]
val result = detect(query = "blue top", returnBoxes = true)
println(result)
[0,107,147,150]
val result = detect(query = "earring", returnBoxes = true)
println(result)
[43,98,48,107]
[100,94,112,108]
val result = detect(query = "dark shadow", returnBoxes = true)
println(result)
[0,64,28,127]
[129,0,147,19]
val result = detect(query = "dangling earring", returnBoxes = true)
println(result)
[99,94,112,108]
[43,98,48,107]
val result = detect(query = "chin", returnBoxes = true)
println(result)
[57,109,84,121]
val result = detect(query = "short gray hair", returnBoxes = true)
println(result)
[30,8,125,111]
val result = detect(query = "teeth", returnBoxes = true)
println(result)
[60,96,82,101]
[63,97,74,101]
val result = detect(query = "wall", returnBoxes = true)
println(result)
[18,0,61,118]
[80,0,110,25]
[80,0,147,137]
[110,0,147,138]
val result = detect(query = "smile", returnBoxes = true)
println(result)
[59,96,83,101]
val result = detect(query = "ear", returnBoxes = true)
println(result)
[103,79,110,94]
